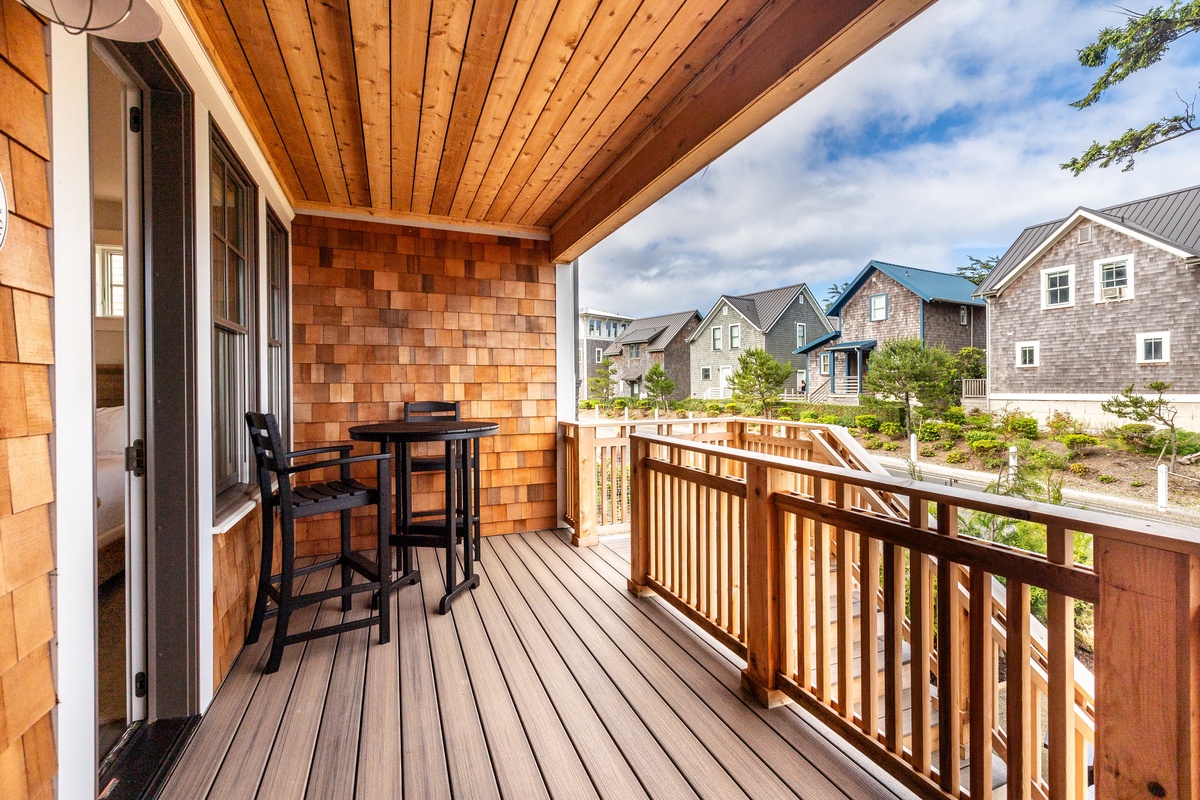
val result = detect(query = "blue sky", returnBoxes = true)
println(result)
[579,0,1200,317]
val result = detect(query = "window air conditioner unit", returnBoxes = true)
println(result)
[1102,286,1124,301]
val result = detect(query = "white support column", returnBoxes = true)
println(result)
[555,261,578,527]
[50,28,98,799]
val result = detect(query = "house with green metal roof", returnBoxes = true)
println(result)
[798,260,986,402]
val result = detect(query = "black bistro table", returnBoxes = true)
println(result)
[349,419,498,613]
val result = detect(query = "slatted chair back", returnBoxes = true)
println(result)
[403,400,461,422]
[246,411,290,499]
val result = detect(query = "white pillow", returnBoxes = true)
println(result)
[95,406,126,456]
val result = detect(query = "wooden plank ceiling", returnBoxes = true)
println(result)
[179,0,936,261]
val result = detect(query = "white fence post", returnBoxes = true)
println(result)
[1158,464,1169,511]
[1009,445,1018,483]
[910,433,918,462]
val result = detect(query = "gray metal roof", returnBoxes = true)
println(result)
[604,310,699,356]
[688,282,812,341]
[978,184,1200,295]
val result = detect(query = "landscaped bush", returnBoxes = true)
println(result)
[579,399,596,409]
[970,438,1002,455]
[879,421,902,438]
[1005,416,1039,440]
[705,401,723,416]
[1098,474,1116,484]
[945,450,969,464]
[1047,410,1085,436]
[1116,423,1156,450]
[940,439,957,451]
[937,422,962,442]
[919,444,936,457]
[882,441,900,451]
[724,402,741,414]
[918,422,940,442]
[1060,433,1099,458]
[612,397,630,410]
[1027,447,1068,471]
[775,408,794,421]
[855,414,881,432]
[1131,478,1146,487]
[862,436,882,450]
[817,414,840,425]
[1069,462,1090,476]
[965,430,996,445]
[636,399,654,410]
[943,407,968,425]
[800,411,819,421]
[966,409,993,429]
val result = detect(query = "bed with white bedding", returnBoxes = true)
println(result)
[96,406,126,583]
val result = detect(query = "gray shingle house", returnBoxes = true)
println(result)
[801,261,986,402]
[604,310,701,400]
[976,185,1200,428]
[687,284,833,399]
[578,308,632,401]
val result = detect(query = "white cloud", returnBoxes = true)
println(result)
[580,0,1200,318]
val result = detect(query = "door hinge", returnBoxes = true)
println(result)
[134,671,147,698]
[125,439,146,477]
[129,106,142,134]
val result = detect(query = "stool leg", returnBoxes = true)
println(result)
[246,502,275,645]
[340,507,353,612]
[265,513,295,674]
[376,458,391,644]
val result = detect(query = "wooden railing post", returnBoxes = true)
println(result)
[572,424,597,547]
[1095,537,1200,800]
[627,436,654,597]
[741,461,789,708]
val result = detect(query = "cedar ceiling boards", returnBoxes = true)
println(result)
[178,0,936,261]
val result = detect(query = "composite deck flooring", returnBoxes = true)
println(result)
[162,531,919,799]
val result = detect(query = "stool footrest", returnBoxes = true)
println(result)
[283,613,381,646]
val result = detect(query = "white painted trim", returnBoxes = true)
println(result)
[1039,263,1075,310]
[211,499,258,536]
[293,201,550,242]
[990,208,1193,296]
[147,0,293,222]
[555,263,577,527]
[990,392,1200,402]
[1093,252,1135,304]
[1135,330,1171,364]
[711,325,722,351]
[1015,340,1039,368]
[50,27,98,797]
[868,292,887,321]
[687,296,761,342]
[728,322,741,349]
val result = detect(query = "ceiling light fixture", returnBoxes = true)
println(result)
[18,0,161,42]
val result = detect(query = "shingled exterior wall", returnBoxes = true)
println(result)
[988,220,1200,426]
[290,216,558,555]
[838,271,922,343]
[0,4,57,794]
[923,301,985,351]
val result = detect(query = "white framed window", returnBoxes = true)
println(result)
[627,343,642,358]
[1136,331,1170,363]
[1016,341,1039,368]
[266,210,290,449]
[620,323,628,332]
[95,246,126,317]
[712,326,722,350]
[959,306,968,325]
[1040,264,1075,309]
[595,348,602,363]
[795,322,806,347]
[729,323,741,349]
[869,293,888,321]
[819,353,831,375]
[588,319,597,335]
[701,367,711,380]
[1094,254,1134,302]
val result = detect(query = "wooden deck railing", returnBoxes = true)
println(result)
[962,378,987,399]
[626,430,1200,800]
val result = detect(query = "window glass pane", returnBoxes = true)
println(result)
[211,163,224,236]
[212,233,227,322]
[1047,271,1070,305]
[730,325,740,348]
[231,254,246,325]
[226,171,242,251]
[1101,262,1127,289]
[1144,338,1162,360]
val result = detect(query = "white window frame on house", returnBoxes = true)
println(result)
[1094,253,1134,303]
[595,348,602,363]
[959,305,968,325]
[701,367,711,380]
[1077,224,1092,244]
[869,293,888,321]
[1016,341,1039,368]
[266,209,290,449]
[588,319,597,335]
[729,323,741,349]
[1040,264,1075,310]
[712,326,722,350]
[95,245,126,317]
[211,128,259,504]
[1136,331,1170,364]
[795,322,806,347]
[820,352,831,375]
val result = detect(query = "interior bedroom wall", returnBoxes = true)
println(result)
[0,1,58,795]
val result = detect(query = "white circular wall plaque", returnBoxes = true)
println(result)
[0,173,8,255]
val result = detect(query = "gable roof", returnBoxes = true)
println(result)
[826,260,984,317]
[604,310,699,356]
[794,330,840,355]
[688,282,826,342]
[977,184,1200,296]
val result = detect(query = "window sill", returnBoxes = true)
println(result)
[213,483,261,533]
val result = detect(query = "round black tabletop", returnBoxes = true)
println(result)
[348,419,500,443]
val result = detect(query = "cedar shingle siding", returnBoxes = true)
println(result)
[988,221,1200,395]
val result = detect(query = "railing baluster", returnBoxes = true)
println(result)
[937,502,962,797]
[1047,525,1076,800]
[882,540,903,751]
[970,565,995,800]
[836,503,855,721]
[861,534,881,738]
[814,478,832,703]
[742,461,785,706]
[797,510,813,692]
[1006,578,1032,800]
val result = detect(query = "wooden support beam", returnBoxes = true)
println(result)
[574,424,597,548]
[627,435,653,596]
[549,0,935,261]
[741,461,789,707]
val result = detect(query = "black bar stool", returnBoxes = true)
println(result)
[402,401,482,559]
[244,412,392,674]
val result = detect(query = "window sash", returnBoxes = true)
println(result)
[701,367,711,380]
[869,294,887,321]
[820,353,831,375]
[1046,271,1070,305]
[1020,346,1036,366]
[795,323,806,347]
[712,327,722,350]
[729,324,740,349]
[1100,261,1127,290]
[1144,338,1163,361]
[595,348,602,363]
